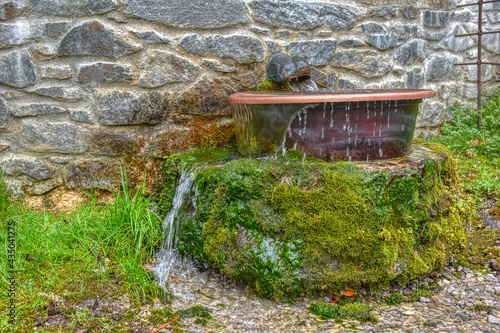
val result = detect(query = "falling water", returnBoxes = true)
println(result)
[287,79,318,92]
[152,171,197,290]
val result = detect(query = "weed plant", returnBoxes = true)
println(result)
[0,170,167,330]
[430,89,500,197]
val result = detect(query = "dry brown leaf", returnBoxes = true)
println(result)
[340,288,355,297]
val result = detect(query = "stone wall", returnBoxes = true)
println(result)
[0,0,499,195]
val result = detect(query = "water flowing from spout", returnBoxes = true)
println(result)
[287,79,318,92]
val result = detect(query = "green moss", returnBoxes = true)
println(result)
[163,145,470,300]
[310,302,377,323]
[257,80,282,91]
[385,293,405,305]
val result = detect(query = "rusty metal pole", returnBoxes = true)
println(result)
[454,0,500,131]
[477,1,482,130]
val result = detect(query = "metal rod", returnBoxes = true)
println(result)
[455,30,500,37]
[478,1,483,130]
[457,0,500,8]
[455,62,500,66]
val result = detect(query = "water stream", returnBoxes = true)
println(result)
[151,171,198,295]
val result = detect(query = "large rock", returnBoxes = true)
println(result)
[28,0,116,16]
[1,2,22,20]
[44,22,67,38]
[11,104,66,117]
[96,90,169,125]
[250,0,357,30]
[405,68,424,89]
[286,40,337,66]
[179,34,265,64]
[368,5,396,17]
[16,120,89,153]
[0,23,32,48]
[122,0,249,28]
[331,50,392,78]
[139,51,200,88]
[4,156,56,181]
[425,55,457,81]
[63,159,120,191]
[58,21,141,59]
[416,100,450,128]
[360,22,385,32]
[483,33,500,54]
[445,25,475,52]
[395,40,425,65]
[0,98,7,128]
[365,33,398,50]
[32,87,82,102]
[0,49,36,88]
[423,11,451,28]
[78,62,132,82]
[40,64,72,80]
[91,129,141,156]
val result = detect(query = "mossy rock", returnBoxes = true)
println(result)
[161,144,471,300]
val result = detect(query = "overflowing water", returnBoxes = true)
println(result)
[287,78,318,92]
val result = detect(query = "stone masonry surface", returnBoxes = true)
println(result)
[0,0,499,194]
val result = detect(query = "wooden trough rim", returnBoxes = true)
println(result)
[229,89,435,105]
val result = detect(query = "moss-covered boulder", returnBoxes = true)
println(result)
[160,143,471,300]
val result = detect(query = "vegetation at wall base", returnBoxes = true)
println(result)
[0,170,170,331]
[429,88,500,198]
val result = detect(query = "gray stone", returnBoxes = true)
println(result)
[337,79,358,89]
[0,2,22,21]
[316,31,332,37]
[91,129,139,156]
[179,34,265,64]
[4,156,55,181]
[16,120,88,153]
[310,68,336,89]
[250,27,270,35]
[368,6,396,17]
[446,25,475,52]
[63,159,120,191]
[0,23,32,48]
[265,41,282,53]
[365,33,398,50]
[404,5,419,19]
[405,68,423,89]
[394,24,421,40]
[488,315,500,325]
[78,63,133,83]
[106,11,127,23]
[70,110,93,123]
[96,90,169,126]
[133,31,171,44]
[416,100,450,128]
[202,60,237,73]
[339,38,365,47]
[31,176,63,195]
[11,104,66,117]
[275,30,290,39]
[466,65,494,82]
[331,50,392,78]
[0,98,7,128]
[426,55,456,81]
[28,0,117,16]
[44,22,67,38]
[58,21,141,59]
[40,65,72,80]
[250,0,357,30]
[424,31,446,41]
[139,51,200,88]
[49,156,69,164]
[483,33,500,54]
[360,22,385,33]
[297,31,310,39]
[0,142,9,152]
[423,11,451,28]
[286,40,337,66]
[395,40,425,65]
[123,0,249,28]
[0,50,36,88]
[32,87,82,102]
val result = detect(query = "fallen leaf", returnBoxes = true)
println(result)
[341,288,355,297]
